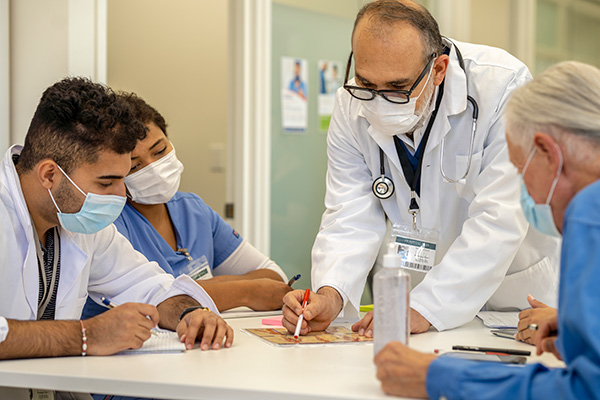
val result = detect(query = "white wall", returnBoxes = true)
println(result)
[106,0,228,216]
[9,0,69,146]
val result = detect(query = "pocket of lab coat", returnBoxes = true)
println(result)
[453,150,483,201]
[56,296,88,320]
[485,256,559,311]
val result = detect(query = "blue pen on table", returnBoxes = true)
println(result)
[287,274,301,287]
[101,297,158,336]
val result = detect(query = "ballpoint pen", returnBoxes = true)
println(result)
[294,288,311,339]
[287,274,301,287]
[101,297,158,335]
[101,297,118,309]
[452,345,531,356]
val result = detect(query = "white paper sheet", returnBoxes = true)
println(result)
[119,328,186,354]
[476,311,519,329]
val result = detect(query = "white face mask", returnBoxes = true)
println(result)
[124,147,184,204]
[360,65,434,136]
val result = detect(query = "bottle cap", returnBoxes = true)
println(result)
[383,253,404,268]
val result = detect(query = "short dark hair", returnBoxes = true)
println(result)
[353,0,444,63]
[117,92,168,136]
[17,77,145,174]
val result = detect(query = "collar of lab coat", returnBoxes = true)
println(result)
[359,38,469,174]
[3,146,89,318]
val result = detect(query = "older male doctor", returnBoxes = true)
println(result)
[282,0,560,335]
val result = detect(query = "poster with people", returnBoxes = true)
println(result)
[318,60,343,132]
[281,57,308,132]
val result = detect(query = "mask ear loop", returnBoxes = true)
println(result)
[54,163,87,197]
[48,163,87,213]
[48,188,62,213]
[545,144,563,205]
[521,143,563,205]
[412,62,435,102]
[521,147,537,177]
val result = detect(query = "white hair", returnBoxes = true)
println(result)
[505,61,600,164]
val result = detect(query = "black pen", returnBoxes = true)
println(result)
[452,345,531,356]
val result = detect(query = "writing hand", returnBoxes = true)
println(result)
[84,302,159,355]
[281,287,341,335]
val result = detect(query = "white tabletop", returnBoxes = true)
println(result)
[0,316,564,400]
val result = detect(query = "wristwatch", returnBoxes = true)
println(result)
[179,305,210,321]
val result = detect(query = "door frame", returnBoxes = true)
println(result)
[227,0,272,254]
[0,0,9,153]
[68,0,107,83]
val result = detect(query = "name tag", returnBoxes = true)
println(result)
[391,224,438,273]
[185,256,213,281]
[30,390,54,400]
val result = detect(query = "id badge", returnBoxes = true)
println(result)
[390,223,438,273]
[30,390,55,400]
[183,255,213,280]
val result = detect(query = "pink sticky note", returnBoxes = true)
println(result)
[262,315,284,326]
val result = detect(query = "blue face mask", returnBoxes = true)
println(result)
[48,164,126,234]
[519,146,563,238]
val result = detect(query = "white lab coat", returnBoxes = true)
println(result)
[312,39,561,331]
[0,145,217,339]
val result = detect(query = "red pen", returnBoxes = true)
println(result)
[293,289,311,339]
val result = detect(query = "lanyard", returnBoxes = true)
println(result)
[394,79,445,230]
[33,226,59,320]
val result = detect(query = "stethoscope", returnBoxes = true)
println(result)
[372,42,480,200]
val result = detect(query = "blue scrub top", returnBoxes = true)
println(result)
[82,191,243,319]
[426,180,600,399]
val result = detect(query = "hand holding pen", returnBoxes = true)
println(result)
[294,289,311,339]
[281,287,343,335]
[81,299,160,356]
[102,297,158,335]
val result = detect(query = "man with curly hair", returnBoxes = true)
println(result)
[0,78,233,399]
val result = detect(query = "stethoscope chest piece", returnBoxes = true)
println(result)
[372,175,395,199]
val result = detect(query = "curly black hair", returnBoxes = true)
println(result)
[117,92,168,136]
[17,77,146,174]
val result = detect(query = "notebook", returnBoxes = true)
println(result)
[118,328,186,354]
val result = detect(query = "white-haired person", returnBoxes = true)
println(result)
[373,61,600,399]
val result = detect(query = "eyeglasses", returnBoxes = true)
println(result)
[343,52,436,104]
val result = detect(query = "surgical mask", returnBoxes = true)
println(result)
[48,164,126,234]
[124,147,184,204]
[360,65,434,136]
[519,146,563,237]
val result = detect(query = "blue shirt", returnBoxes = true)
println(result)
[426,180,600,400]
[82,191,243,319]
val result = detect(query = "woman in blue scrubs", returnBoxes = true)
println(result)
[84,93,292,319]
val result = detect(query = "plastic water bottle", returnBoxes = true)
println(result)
[373,248,410,356]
